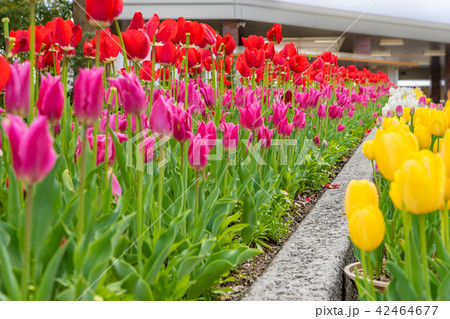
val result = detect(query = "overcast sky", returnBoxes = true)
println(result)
[278,0,450,24]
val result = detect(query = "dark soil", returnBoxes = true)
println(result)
[219,133,369,301]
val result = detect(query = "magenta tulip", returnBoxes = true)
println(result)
[2,115,57,184]
[188,134,210,171]
[109,71,147,117]
[197,121,217,151]
[141,136,155,163]
[172,105,192,143]
[257,126,274,150]
[4,62,30,116]
[74,67,104,125]
[337,123,345,132]
[150,91,173,137]
[36,73,64,125]
[293,109,306,130]
[238,102,263,131]
[278,117,293,137]
[222,122,239,152]
[269,102,288,128]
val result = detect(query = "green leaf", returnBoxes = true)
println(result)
[35,239,71,301]
[0,228,21,301]
[385,261,419,301]
[241,195,256,244]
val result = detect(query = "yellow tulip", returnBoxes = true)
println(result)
[389,150,445,214]
[348,206,385,252]
[401,107,411,123]
[382,117,400,130]
[345,180,379,220]
[374,126,419,181]
[441,130,450,176]
[433,138,443,153]
[444,106,450,128]
[414,107,430,127]
[437,176,450,210]
[362,140,376,160]
[414,126,432,149]
[429,109,448,136]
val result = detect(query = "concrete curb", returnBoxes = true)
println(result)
[243,129,377,301]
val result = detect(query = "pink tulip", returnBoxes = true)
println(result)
[197,121,217,151]
[172,105,191,143]
[4,62,30,116]
[337,123,345,132]
[99,111,127,133]
[150,90,173,136]
[313,134,320,146]
[269,102,288,128]
[2,115,57,184]
[293,109,306,130]
[76,129,118,166]
[141,136,155,163]
[257,126,274,150]
[37,73,64,125]
[110,172,122,200]
[74,67,104,125]
[395,105,403,117]
[129,113,149,133]
[188,134,210,171]
[222,122,239,152]
[109,71,147,117]
[278,117,293,137]
[238,101,263,131]
[372,112,378,117]
[317,103,327,120]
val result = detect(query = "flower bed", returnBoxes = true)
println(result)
[0,1,390,301]
[345,88,450,301]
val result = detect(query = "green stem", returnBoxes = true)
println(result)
[443,202,449,251]
[77,125,88,239]
[184,33,191,109]
[157,143,165,230]
[371,160,380,194]
[95,28,100,68]
[195,171,200,221]
[114,20,129,72]
[360,251,373,300]
[136,118,144,272]
[28,1,36,122]
[22,184,34,301]
[419,215,431,300]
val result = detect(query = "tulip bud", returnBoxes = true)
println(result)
[36,73,64,125]
[150,91,173,136]
[222,122,239,152]
[293,109,306,130]
[429,109,448,137]
[395,105,403,117]
[172,105,191,143]
[74,67,104,125]
[348,206,385,252]
[390,150,445,214]
[4,61,30,116]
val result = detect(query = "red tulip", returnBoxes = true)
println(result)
[2,115,57,185]
[280,42,298,60]
[183,48,202,69]
[289,54,309,74]
[155,42,177,66]
[127,12,145,31]
[175,17,188,44]
[144,14,160,41]
[199,24,216,49]
[0,56,11,92]
[140,60,158,82]
[38,48,62,74]
[267,24,283,44]
[36,73,64,125]
[83,38,96,59]
[263,42,275,61]
[150,90,173,137]
[9,30,29,55]
[52,17,82,51]
[236,54,252,78]
[242,35,264,50]
[98,28,121,63]
[86,0,123,28]
[214,34,236,56]
[122,29,150,62]
[244,48,264,70]
[187,21,204,46]
[73,67,104,126]
[272,53,286,66]
[156,19,178,44]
